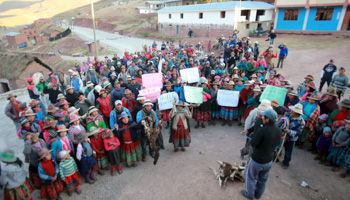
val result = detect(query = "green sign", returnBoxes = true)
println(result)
[260,85,287,106]
[184,86,203,104]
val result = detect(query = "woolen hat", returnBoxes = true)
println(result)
[27,77,33,83]
[305,83,315,89]
[304,74,314,81]
[20,118,29,125]
[38,148,52,160]
[260,109,278,121]
[338,99,350,109]
[289,104,304,115]
[323,127,332,134]
[0,149,16,163]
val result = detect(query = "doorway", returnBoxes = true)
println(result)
[0,82,10,93]
[341,6,350,30]
[176,25,179,35]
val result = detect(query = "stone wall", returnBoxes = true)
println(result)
[159,23,234,37]
[14,62,51,90]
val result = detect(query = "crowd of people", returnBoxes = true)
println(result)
[2,31,350,200]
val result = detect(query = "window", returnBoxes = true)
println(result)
[245,23,250,29]
[241,10,250,21]
[199,12,203,19]
[180,13,184,19]
[169,14,172,19]
[315,8,334,21]
[283,9,299,21]
[220,11,226,18]
[256,10,265,21]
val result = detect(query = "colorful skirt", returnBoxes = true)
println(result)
[210,101,221,119]
[106,147,121,166]
[95,152,108,169]
[29,164,41,190]
[193,110,211,122]
[243,106,255,120]
[79,156,96,176]
[4,178,34,200]
[327,147,345,165]
[121,140,142,166]
[169,121,191,148]
[220,106,238,120]
[301,129,311,143]
[40,178,65,200]
[338,146,350,170]
[64,171,82,192]
[162,109,171,122]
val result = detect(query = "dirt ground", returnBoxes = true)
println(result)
[1,35,350,200]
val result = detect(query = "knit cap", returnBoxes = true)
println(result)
[323,127,332,134]
[318,114,328,122]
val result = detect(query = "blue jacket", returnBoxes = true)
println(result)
[127,83,141,98]
[111,88,125,104]
[109,107,132,129]
[51,136,74,161]
[38,159,59,182]
[174,86,186,103]
[71,78,80,92]
[278,45,288,56]
[136,109,159,128]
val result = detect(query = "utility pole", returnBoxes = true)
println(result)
[90,0,98,58]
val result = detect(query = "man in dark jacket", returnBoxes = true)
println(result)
[133,94,145,122]
[241,109,281,200]
[127,76,141,99]
[5,93,21,131]
[319,58,337,92]
[43,83,62,104]
[65,86,79,106]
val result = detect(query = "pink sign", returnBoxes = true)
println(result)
[139,88,161,102]
[142,73,163,89]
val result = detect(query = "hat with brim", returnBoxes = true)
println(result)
[288,90,298,97]
[29,99,41,108]
[345,119,350,124]
[165,82,173,87]
[99,88,106,96]
[338,99,350,109]
[253,86,261,92]
[7,93,17,100]
[103,129,113,138]
[57,125,69,133]
[54,110,66,118]
[89,127,105,135]
[212,82,220,86]
[176,101,185,107]
[308,94,320,101]
[43,118,58,129]
[137,94,146,101]
[58,150,70,161]
[57,94,66,101]
[47,105,58,113]
[66,85,74,91]
[86,82,94,88]
[228,81,235,86]
[124,89,132,95]
[304,75,314,81]
[250,74,257,78]
[0,149,17,163]
[289,104,304,115]
[104,82,111,89]
[38,148,53,160]
[31,132,40,142]
[326,89,338,97]
[69,114,81,124]
[143,100,153,107]
[88,106,99,115]
[76,132,90,143]
[24,108,36,116]
[59,100,69,107]
[68,107,80,117]
[305,83,315,89]
[244,81,251,86]
[256,99,272,112]
[118,112,130,120]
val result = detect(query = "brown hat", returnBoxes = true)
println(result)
[38,148,52,160]
[43,117,58,129]
[29,99,41,107]
[7,93,17,100]
[19,102,27,110]
[304,74,314,81]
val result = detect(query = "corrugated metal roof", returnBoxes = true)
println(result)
[5,32,20,37]
[157,1,274,12]
[147,0,181,5]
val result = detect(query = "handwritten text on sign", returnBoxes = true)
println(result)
[180,67,200,84]
[184,86,203,104]
[217,90,240,107]
[139,88,161,102]
[142,73,163,89]
[158,92,179,110]
[260,85,287,106]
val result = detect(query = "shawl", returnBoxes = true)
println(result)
[41,160,55,177]
[169,109,191,134]
[304,103,320,130]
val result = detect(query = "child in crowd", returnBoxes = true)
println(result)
[58,150,82,196]
[38,148,65,200]
[42,117,58,148]
[87,106,107,130]
[51,125,74,161]
[55,109,69,127]
[103,129,122,176]
[76,132,97,184]
[90,127,108,175]
[68,114,86,147]
[311,114,328,153]
[314,127,332,164]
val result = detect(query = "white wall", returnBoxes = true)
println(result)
[158,10,236,25]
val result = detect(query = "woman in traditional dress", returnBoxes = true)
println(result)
[209,82,220,126]
[169,101,192,152]
[221,81,238,126]
[193,80,211,128]
[243,86,261,121]
[238,81,252,126]
[161,81,174,129]
[86,106,107,130]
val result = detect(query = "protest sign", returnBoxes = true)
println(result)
[217,90,240,107]
[139,88,161,102]
[158,92,179,110]
[180,67,200,83]
[142,73,163,89]
[184,86,203,104]
[260,85,287,106]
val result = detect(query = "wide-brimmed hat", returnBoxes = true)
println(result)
[288,90,298,97]
[76,132,88,143]
[30,132,40,142]
[254,80,261,85]
[305,83,315,89]
[232,74,239,79]
[57,124,69,133]
[308,94,320,101]
[124,89,132,95]
[338,99,350,109]
[256,99,272,112]
[66,85,74,91]
[7,93,17,100]
[24,108,36,116]
[86,81,94,88]
[176,101,185,107]
[57,93,66,101]
[0,149,16,163]
[89,127,105,135]
[103,129,113,138]
[38,148,52,160]
[59,150,70,160]
[88,106,99,115]
[212,81,220,86]
[304,74,314,81]
[289,103,304,115]
[47,105,58,113]
[43,117,58,129]
[201,80,209,85]
[68,107,80,117]
[244,81,251,86]
[326,89,337,97]
[250,74,257,78]
[118,112,130,120]
[59,100,69,107]
[143,100,153,107]
[137,94,146,101]
[253,86,261,92]
[165,81,173,87]
[69,114,81,124]
[228,81,235,86]
[54,109,66,118]
[29,99,41,107]
[104,82,111,89]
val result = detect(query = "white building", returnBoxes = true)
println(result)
[157,1,274,37]
[136,0,192,16]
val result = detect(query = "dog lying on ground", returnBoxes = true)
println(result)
[209,161,246,188]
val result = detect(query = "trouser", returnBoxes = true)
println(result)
[319,79,331,91]
[40,94,49,109]
[283,140,295,167]
[270,38,275,45]
[140,133,153,158]
[36,98,46,116]
[13,120,20,133]
[60,85,67,95]
[244,158,273,199]
[276,55,285,68]
[336,90,343,100]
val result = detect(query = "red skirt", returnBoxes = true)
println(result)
[162,109,171,122]
[4,178,34,200]
[243,106,255,120]
[169,118,191,148]
[64,171,82,192]
[29,165,41,190]
[193,110,211,122]
[40,179,65,200]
